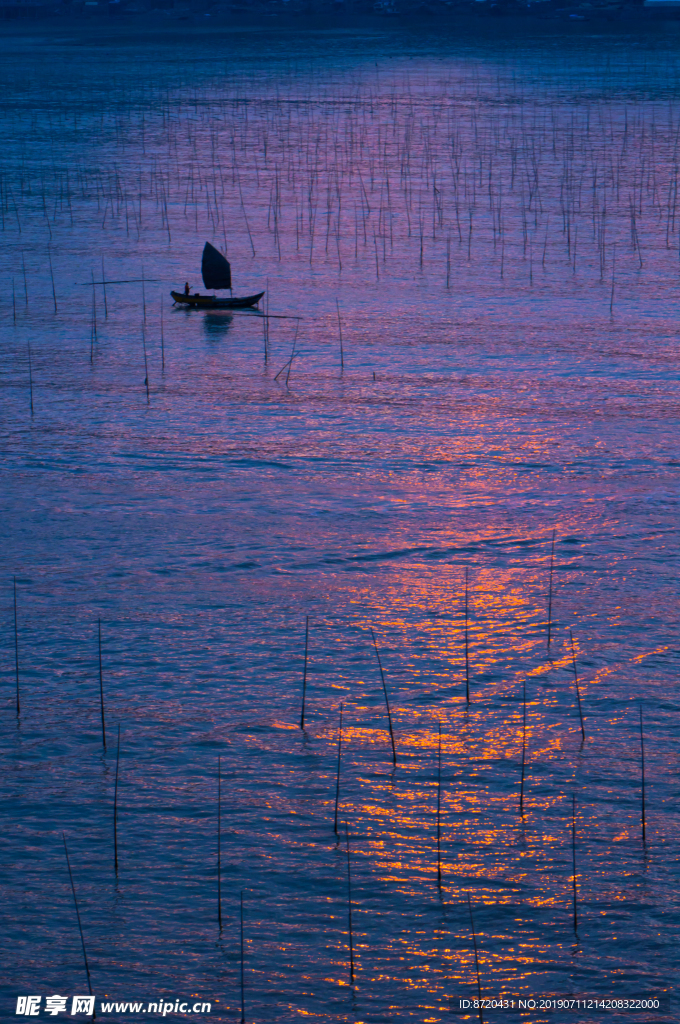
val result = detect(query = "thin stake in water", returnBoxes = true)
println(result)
[13,576,20,715]
[217,756,222,930]
[334,703,344,834]
[520,678,527,816]
[436,718,442,888]
[285,334,296,388]
[27,343,34,416]
[547,529,556,648]
[48,249,57,313]
[300,615,309,730]
[237,173,256,257]
[569,630,586,742]
[370,628,397,766]
[345,821,355,986]
[274,321,300,384]
[240,890,246,1024]
[62,835,94,1010]
[98,619,106,750]
[113,725,120,873]
[160,297,165,370]
[263,281,269,362]
[101,256,108,318]
[639,706,647,846]
[571,795,578,934]
[467,894,484,1024]
[464,568,470,704]
[336,298,344,370]
[90,270,97,363]
[142,327,150,405]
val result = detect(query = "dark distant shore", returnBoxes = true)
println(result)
[3,0,680,45]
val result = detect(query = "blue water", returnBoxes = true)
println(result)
[1,23,678,1024]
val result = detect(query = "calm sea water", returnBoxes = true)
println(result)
[1,23,679,1024]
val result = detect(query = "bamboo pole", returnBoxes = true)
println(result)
[113,725,120,873]
[98,620,106,750]
[436,718,442,888]
[467,894,484,1024]
[639,706,647,846]
[300,615,309,730]
[520,678,527,816]
[345,821,355,986]
[334,703,343,834]
[63,835,94,1007]
[547,530,556,648]
[240,890,246,1024]
[370,628,397,766]
[13,576,20,715]
[464,568,470,705]
[569,630,586,742]
[27,343,34,416]
[571,795,578,934]
[217,756,222,929]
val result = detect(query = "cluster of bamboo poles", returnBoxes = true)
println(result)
[2,54,668,1018]
[5,63,680,301]
[9,539,652,1020]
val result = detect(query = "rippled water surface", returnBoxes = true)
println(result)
[1,23,679,1024]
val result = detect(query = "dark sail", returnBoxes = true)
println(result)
[201,242,232,290]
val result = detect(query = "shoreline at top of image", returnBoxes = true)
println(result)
[4,0,680,49]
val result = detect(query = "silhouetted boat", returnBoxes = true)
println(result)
[172,242,264,309]
[171,290,265,309]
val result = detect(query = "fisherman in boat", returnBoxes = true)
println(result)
[170,243,264,309]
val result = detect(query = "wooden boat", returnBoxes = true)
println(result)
[171,290,264,309]
[172,242,264,309]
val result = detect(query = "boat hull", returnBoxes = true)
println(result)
[171,290,264,309]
